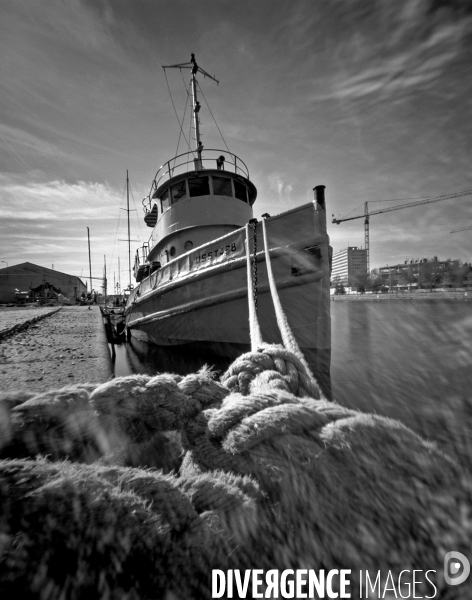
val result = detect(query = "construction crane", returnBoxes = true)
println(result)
[332,190,472,272]
[451,225,472,233]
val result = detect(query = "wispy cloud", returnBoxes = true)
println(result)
[0,176,121,220]
[0,175,132,276]
[267,173,293,199]
[0,124,71,163]
[316,20,468,103]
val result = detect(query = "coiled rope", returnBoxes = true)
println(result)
[1,364,470,598]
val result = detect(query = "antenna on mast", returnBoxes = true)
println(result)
[163,54,219,169]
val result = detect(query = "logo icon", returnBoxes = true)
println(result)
[444,551,470,586]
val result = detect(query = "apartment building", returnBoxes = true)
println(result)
[331,247,367,286]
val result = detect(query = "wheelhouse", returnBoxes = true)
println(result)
[141,150,257,265]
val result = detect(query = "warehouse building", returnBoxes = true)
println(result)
[331,246,367,286]
[0,263,87,303]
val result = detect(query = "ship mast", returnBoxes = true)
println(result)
[163,54,219,169]
[127,169,131,289]
[119,170,132,290]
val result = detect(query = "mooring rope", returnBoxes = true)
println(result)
[260,217,325,399]
[241,218,325,399]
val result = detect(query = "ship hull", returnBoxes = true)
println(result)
[125,202,331,387]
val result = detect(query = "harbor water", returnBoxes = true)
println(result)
[330,299,472,467]
[112,299,471,461]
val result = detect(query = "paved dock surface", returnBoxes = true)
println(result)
[0,306,113,393]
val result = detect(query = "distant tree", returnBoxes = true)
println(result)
[387,269,398,291]
[352,271,369,293]
[331,276,346,294]
[440,259,454,287]
[418,259,441,290]
[398,264,417,288]
[368,269,384,292]
[449,259,469,287]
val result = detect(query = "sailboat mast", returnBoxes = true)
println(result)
[104,255,107,302]
[87,226,92,293]
[127,169,131,289]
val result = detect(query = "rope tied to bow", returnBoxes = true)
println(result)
[240,217,325,399]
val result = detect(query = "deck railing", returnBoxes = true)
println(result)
[142,149,251,213]
[134,243,149,270]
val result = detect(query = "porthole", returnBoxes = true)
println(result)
[170,246,176,257]
[184,241,193,251]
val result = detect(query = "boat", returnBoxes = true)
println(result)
[124,54,331,391]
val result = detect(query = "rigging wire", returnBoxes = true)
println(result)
[128,182,144,242]
[180,73,195,173]
[163,68,192,154]
[197,81,231,153]
[170,69,191,167]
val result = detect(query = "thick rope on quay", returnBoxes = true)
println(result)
[221,342,324,398]
[0,458,252,599]
[89,368,229,443]
[180,387,472,597]
[0,383,106,463]
[0,366,230,468]
[1,361,471,597]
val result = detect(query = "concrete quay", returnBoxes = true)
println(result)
[0,305,113,394]
[331,290,470,301]
[0,306,61,339]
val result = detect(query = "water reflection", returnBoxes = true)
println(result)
[332,300,472,407]
[113,337,235,378]
[331,299,472,467]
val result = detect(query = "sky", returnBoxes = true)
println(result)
[1,0,471,288]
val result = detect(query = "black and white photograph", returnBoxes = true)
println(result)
[0,1,471,598]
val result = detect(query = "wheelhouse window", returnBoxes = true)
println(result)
[160,189,170,212]
[212,176,232,196]
[171,180,187,203]
[188,176,210,197]
[234,180,248,203]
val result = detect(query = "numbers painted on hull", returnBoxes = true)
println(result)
[195,242,238,265]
